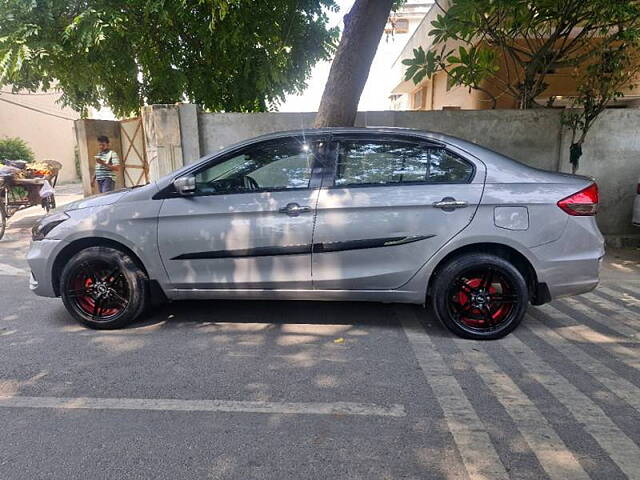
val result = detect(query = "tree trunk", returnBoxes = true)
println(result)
[314,0,395,127]
[569,141,583,173]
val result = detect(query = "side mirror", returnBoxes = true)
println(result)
[173,175,196,196]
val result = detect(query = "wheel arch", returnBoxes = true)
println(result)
[426,242,549,306]
[52,237,149,296]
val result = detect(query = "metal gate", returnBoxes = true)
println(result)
[120,117,149,187]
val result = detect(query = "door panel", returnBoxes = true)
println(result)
[158,190,318,289]
[158,136,324,289]
[311,137,484,290]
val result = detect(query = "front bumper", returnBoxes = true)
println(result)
[27,238,64,297]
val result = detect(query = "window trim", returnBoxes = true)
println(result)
[155,135,329,199]
[324,135,476,190]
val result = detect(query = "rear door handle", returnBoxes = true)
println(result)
[279,202,312,217]
[433,197,468,211]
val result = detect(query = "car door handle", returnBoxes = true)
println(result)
[279,203,312,216]
[433,197,468,210]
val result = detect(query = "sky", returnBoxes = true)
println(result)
[279,0,412,113]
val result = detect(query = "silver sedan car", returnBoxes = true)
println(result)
[27,128,604,339]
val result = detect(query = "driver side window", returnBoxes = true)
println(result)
[195,138,318,195]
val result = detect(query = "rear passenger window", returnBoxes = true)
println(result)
[334,140,473,187]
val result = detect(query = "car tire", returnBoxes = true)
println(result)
[431,253,528,340]
[60,246,148,329]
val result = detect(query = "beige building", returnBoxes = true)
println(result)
[390,4,640,111]
[0,89,80,182]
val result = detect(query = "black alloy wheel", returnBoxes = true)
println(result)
[61,246,148,329]
[432,253,528,339]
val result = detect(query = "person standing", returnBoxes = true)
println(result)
[93,135,120,193]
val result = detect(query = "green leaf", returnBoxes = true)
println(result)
[0,0,340,116]
[413,68,427,84]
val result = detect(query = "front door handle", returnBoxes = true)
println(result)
[433,197,468,211]
[279,202,312,217]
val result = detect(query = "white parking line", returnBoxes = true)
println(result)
[562,295,640,338]
[454,339,591,480]
[501,334,640,479]
[400,308,510,480]
[537,304,640,370]
[523,316,640,413]
[587,288,640,322]
[0,395,406,418]
[618,283,640,296]
[0,262,27,276]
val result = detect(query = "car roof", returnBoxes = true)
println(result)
[248,126,451,144]
[245,127,505,163]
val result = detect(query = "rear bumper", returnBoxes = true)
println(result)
[530,216,604,300]
[535,256,602,299]
[26,239,63,297]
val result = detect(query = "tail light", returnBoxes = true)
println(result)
[557,183,599,216]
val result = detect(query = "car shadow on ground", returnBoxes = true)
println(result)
[51,298,453,338]
[142,299,411,327]
[143,299,456,338]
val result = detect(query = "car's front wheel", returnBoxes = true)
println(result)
[60,246,148,329]
[431,253,528,340]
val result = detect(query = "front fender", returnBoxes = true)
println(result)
[48,200,168,288]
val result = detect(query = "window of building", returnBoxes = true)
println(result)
[413,88,424,110]
[385,17,409,34]
[394,19,409,33]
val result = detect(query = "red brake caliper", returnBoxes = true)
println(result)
[73,271,121,317]
[74,275,95,314]
[455,277,509,327]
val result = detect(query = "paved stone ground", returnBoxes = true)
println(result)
[1,183,639,479]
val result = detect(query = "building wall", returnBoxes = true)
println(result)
[396,37,640,111]
[0,91,80,182]
[190,108,638,236]
[431,73,490,110]
[558,108,640,238]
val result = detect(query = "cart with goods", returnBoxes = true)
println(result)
[0,159,62,240]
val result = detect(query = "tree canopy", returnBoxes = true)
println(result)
[403,0,640,109]
[0,0,339,117]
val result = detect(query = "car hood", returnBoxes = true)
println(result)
[62,183,159,212]
[62,189,131,212]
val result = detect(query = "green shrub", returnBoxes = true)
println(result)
[0,137,35,162]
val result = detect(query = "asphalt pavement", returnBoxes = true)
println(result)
[1,183,639,480]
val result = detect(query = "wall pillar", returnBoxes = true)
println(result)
[142,104,184,182]
[178,103,201,164]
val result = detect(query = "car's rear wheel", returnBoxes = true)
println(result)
[60,246,148,329]
[431,253,528,340]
